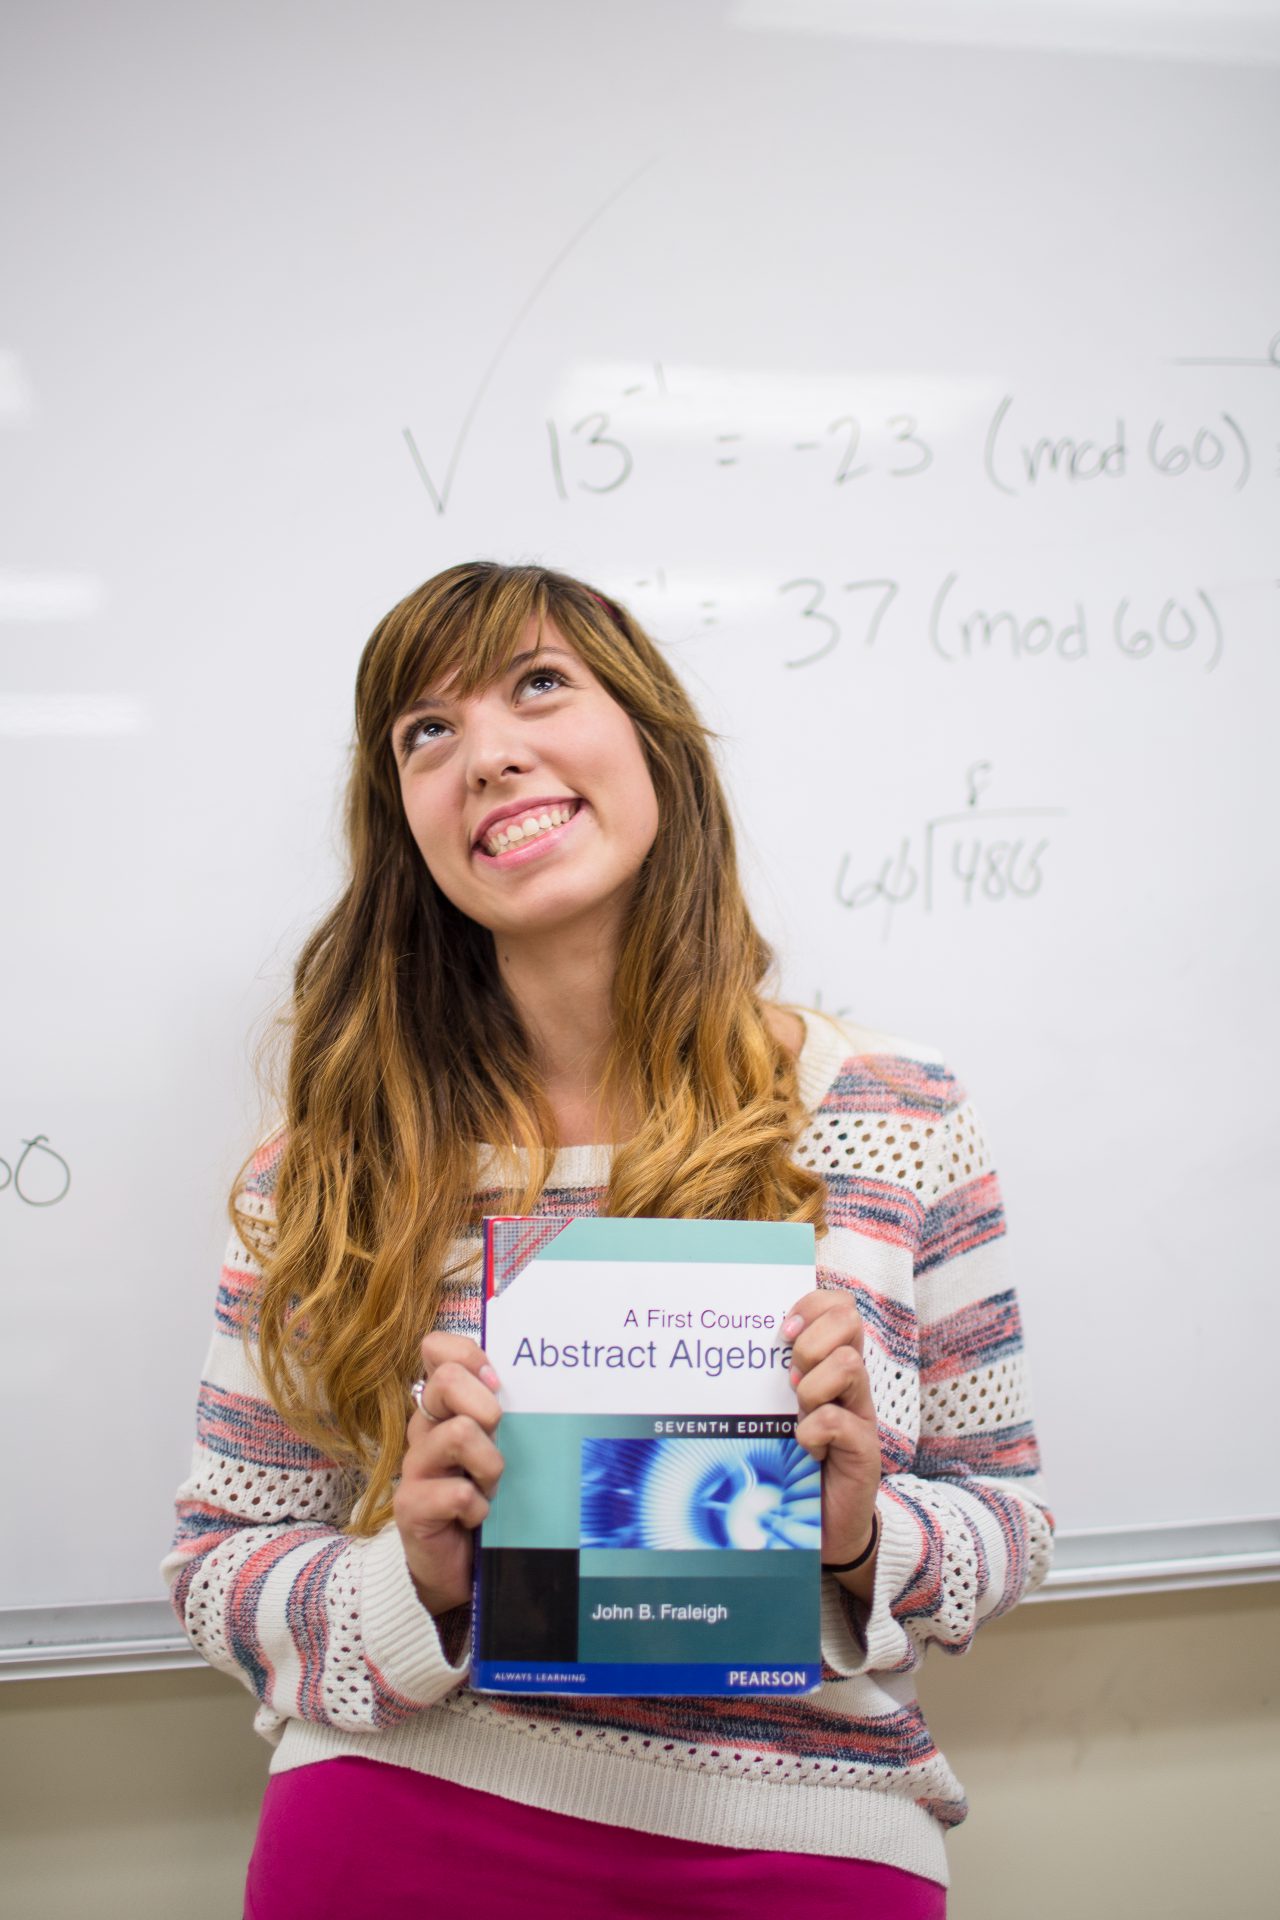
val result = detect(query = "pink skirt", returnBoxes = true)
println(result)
[244,1758,946,1919]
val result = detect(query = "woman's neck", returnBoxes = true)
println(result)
[494,925,622,1145]
[494,919,806,1149]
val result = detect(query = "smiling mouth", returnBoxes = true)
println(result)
[477,799,582,857]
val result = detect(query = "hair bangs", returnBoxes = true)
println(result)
[359,566,560,754]
[419,570,550,703]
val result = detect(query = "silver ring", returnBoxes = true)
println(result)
[409,1377,431,1419]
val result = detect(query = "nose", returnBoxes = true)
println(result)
[462,701,534,790]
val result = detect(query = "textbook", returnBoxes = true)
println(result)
[471,1215,822,1697]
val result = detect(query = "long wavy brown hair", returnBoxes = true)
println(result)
[239,561,826,1531]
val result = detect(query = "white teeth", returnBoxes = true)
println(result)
[483,802,577,855]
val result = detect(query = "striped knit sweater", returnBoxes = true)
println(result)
[163,1013,1053,1888]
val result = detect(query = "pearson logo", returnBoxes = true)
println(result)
[726,1669,808,1687]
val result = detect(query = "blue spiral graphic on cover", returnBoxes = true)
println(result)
[580,1437,821,1551]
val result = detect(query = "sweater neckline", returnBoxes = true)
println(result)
[485,1008,852,1192]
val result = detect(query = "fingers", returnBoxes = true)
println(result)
[785,1291,868,1407]
[395,1335,506,1614]
[784,1289,864,1366]
[784,1290,876,1447]
[403,1411,505,1501]
[401,1334,505,1522]
[794,1397,874,1463]
[413,1353,502,1437]
[420,1331,501,1395]
[394,1462,493,1537]
[793,1341,875,1422]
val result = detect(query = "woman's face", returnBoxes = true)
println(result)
[390,617,660,948]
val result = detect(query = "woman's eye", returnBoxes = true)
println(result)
[519,667,567,698]
[399,716,449,756]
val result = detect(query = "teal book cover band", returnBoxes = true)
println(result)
[472,1215,822,1697]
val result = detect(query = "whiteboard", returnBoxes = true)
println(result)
[3,0,1279,1670]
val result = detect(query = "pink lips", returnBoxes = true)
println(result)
[472,798,585,866]
[472,796,581,850]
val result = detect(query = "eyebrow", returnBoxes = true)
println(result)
[394,646,575,723]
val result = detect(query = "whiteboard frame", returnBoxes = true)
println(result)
[3,1518,1276,1682]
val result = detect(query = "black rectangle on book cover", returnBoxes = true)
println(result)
[476,1548,579,1660]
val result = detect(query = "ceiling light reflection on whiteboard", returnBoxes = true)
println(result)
[0,694,147,736]
[724,0,1280,66]
[0,575,106,622]
[548,364,991,446]
[0,351,34,419]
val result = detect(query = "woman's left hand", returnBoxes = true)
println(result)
[784,1290,882,1598]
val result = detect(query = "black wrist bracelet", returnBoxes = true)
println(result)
[821,1509,879,1574]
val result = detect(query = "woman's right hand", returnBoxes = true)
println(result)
[394,1332,505,1617]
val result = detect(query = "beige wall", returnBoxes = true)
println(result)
[3,1584,1276,1918]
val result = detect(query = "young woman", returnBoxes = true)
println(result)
[165,561,1053,1919]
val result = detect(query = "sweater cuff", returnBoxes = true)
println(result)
[360,1523,472,1704]
[819,1495,918,1678]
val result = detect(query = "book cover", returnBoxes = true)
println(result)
[472,1215,822,1697]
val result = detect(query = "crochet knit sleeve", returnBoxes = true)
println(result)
[819,1081,1055,1678]
[160,1144,468,1745]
